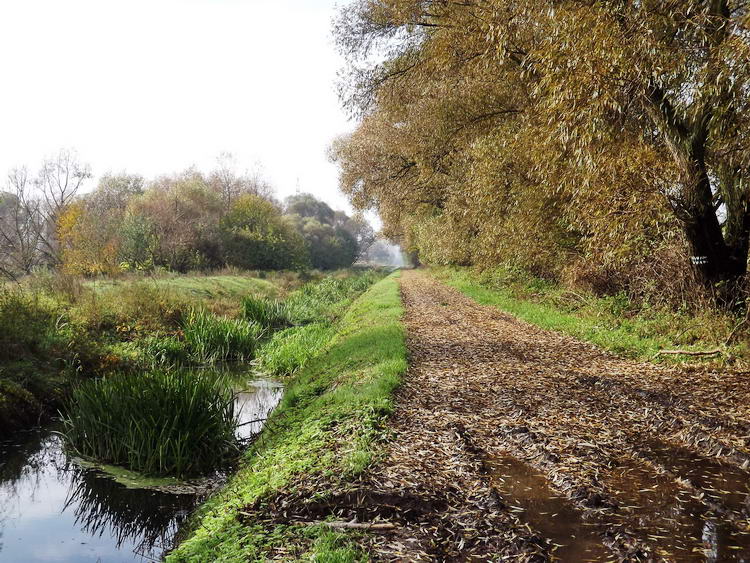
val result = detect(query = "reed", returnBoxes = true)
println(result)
[240,296,291,330]
[62,370,239,477]
[182,309,262,363]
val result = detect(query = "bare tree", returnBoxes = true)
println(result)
[0,168,46,279]
[35,149,92,264]
[0,150,91,279]
[209,152,274,209]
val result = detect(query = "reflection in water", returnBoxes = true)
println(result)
[0,377,282,562]
[235,379,284,439]
[64,465,198,559]
[488,456,611,562]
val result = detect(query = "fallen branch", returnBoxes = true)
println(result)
[236,418,267,427]
[655,348,722,357]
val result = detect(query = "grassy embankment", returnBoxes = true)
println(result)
[168,272,406,562]
[434,266,750,365]
[0,273,285,435]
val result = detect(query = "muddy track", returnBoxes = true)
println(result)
[345,270,750,562]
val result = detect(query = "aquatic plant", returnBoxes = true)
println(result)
[182,309,262,363]
[62,370,239,477]
[241,296,291,330]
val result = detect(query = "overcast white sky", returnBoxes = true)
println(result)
[0,0,359,212]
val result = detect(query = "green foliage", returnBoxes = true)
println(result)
[0,272,285,437]
[257,323,331,376]
[138,334,189,367]
[118,213,156,271]
[167,273,406,561]
[0,288,58,362]
[285,270,384,324]
[221,194,309,271]
[62,370,239,477]
[284,194,362,270]
[182,309,262,363]
[241,296,292,330]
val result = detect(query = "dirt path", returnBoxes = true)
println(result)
[352,270,750,562]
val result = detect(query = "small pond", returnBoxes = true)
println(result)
[0,377,283,562]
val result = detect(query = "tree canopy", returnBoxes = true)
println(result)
[332,0,750,303]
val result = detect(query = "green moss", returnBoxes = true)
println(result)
[167,272,406,562]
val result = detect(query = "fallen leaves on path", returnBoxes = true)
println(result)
[356,270,750,562]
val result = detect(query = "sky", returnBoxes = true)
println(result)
[0,0,360,213]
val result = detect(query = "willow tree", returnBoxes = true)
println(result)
[334,0,750,299]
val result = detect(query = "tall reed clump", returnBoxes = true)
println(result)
[62,370,239,477]
[284,271,383,324]
[182,309,262,363]
[241,296,291,330]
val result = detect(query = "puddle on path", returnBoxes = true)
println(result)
[488,456,613,562]
[640,439,750,518]
[605,444,750,562]
[0,376,282,562]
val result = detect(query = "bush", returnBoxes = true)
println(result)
[257,323,331,376]
[0,289,58,362]
[182,309,262,363]
[62,370,239,477]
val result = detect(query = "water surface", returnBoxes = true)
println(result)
[0,377,282,562]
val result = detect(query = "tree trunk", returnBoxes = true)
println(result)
[681,164,748,298]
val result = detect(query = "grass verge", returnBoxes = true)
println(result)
[435,266,749,365]
[167,272,406,562]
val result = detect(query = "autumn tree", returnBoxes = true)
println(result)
[334,0,750,302]
[221,194,308,270]
[58,173,143,275]
[130,170,224,272]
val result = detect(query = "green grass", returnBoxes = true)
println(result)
[435,266,747,363]
[167,272,406,562]
[62,370,239,478]
[256,323,332,376]
[89,275,279,301]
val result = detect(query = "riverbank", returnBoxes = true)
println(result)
[167,272,407,561]
[0,273,285,436]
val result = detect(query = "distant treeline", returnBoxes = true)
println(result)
[332,1,750,306]
[0,151,375,277]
